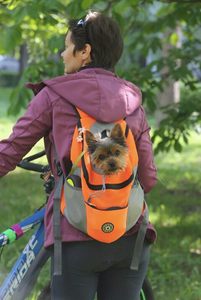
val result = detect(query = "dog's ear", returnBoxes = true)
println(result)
[110,123,124,139]
[85,130,98,153]
[85,130,96,145]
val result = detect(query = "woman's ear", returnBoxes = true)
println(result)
[81,44,91,61]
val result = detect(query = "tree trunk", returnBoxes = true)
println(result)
[18,43,28,82]
[155,26,181,127]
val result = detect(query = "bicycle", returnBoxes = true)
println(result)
[0,151,155,300]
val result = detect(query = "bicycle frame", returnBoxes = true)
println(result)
[0,208,49,300]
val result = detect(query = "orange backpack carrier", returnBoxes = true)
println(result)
[59,107,146,244]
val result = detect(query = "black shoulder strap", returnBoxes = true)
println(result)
[130,202,149,270]
[123,117,129,138]
[71,104,81,119]
[52,146,63,276]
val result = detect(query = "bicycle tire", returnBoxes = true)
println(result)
[37,281,51,300]
[37,277,154,300]
[140,277,155,300]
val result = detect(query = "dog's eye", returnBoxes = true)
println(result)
[114,150,120,156]
[99,155,106,160]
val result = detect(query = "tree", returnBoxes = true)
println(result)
[155,25,182,127]
[0,0,201,153]
[18,43,28,82]
[156,0,201,2]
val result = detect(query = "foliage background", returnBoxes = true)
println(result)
[0,0,201,153]
[0,0,201,299]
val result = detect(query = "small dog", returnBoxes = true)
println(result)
[85,123,128,175]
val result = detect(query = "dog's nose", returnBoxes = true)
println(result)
[109,161,116,168]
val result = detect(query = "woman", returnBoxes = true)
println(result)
[0,10,157,300]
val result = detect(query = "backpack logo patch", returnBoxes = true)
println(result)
[102,222,114,233]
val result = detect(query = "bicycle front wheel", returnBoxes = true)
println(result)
[140,277,155,300]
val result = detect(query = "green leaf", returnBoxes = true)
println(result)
[8,86,21,116]
[2,26,22,52]
[81,0,94,10]
[170,32,178,46]
[174,140,182,153]
[13,6,27,24]
[27,5,39,19]
[157,140,165,152]
[112,11,125,32]
[183,134,189,145]
[66,2,82,18]
[48,35,65,53]
[92,1,108,11]
[113,0,127,13]
[46,15,58,26]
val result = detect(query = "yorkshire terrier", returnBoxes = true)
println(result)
[85,123,128,175]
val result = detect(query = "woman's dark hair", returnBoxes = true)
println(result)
[68,11,124,72]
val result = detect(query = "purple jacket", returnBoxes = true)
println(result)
[0,68,157,248]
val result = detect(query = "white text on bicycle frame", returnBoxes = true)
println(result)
[1,236,38,300]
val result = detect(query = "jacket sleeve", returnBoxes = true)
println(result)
[0,87,55,178]
[127,106,158,194]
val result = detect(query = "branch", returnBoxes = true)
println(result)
[155,0,201,2]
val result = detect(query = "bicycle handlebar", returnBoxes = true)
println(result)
[21,150,46,162]
[17,161,46,173]
[17,150,49,173]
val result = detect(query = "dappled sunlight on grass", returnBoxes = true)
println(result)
[149,205,181,226]
[181,237,201,254]
[154,134,201,192]
[147,132,201,300]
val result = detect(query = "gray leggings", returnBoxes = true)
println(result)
[51,233,150,300]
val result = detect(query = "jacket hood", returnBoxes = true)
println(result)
[26,68,142,123]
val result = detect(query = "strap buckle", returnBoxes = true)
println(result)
[56,162,63,177]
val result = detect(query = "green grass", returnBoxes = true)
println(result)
[146,130,201,300]
[0,87,201,299]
